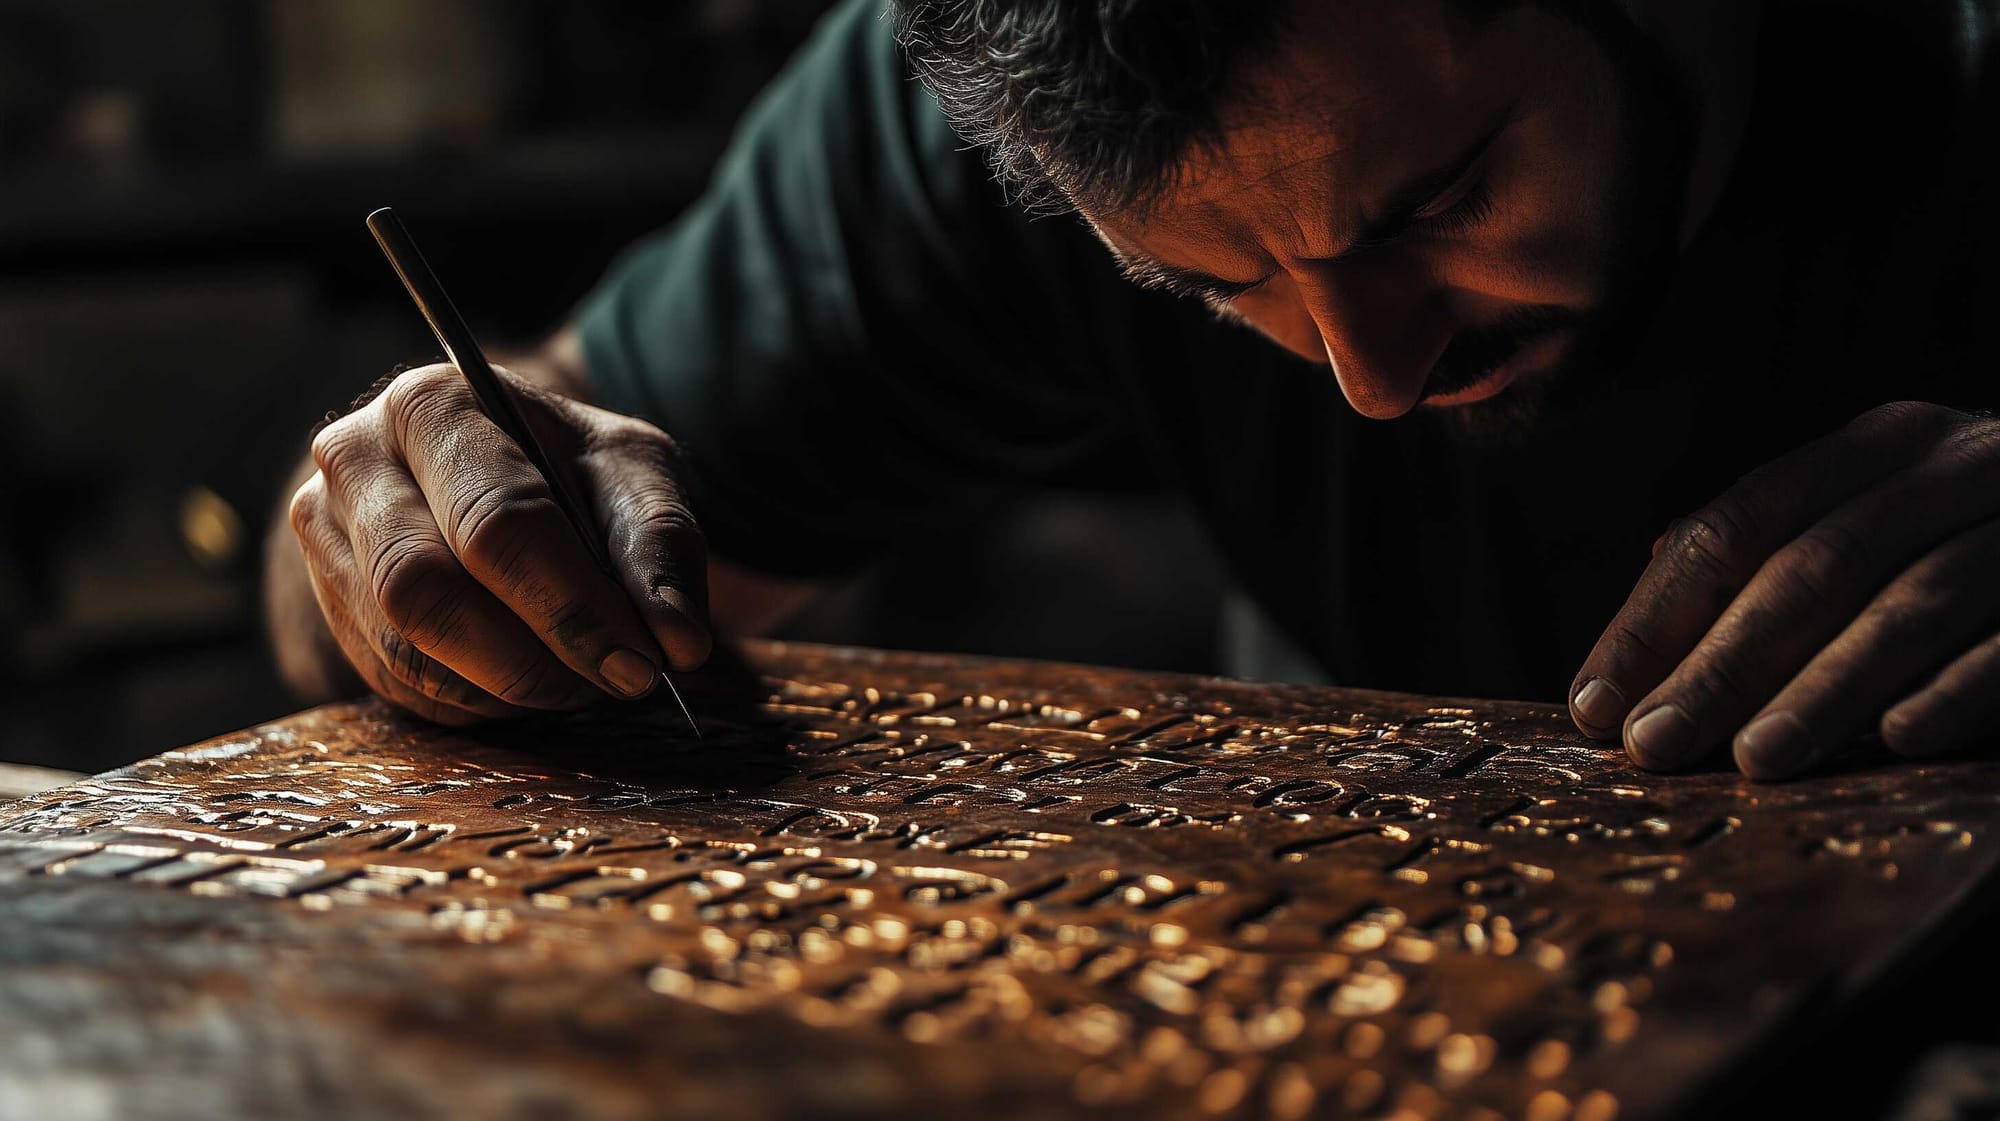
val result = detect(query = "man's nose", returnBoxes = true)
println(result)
[1295,259,1448,420]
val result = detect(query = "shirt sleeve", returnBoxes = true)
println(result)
[575,0,1142,579]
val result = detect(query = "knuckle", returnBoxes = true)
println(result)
[589,418,694,487]
[541,598,612,658]
[1782,521,1875,599]
[370,538,469,642]
[381,364,465,437]
[1681,649,1761,713]
[1863,598,1940,649]
[1603,620,1674,672]
[1874,567,1957,635]
[1668,507,1756,586]
[1937,416,2000,469]
[625,503,706,553]
[309,417,372,483]
[592,413,682,460]
[453,491,558,577]
[1861,399,1955,433]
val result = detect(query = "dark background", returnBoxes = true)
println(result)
[4,7,1999,1119]
[0,0,1226,775]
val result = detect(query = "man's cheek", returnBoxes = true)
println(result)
[1460,155,1621,307]
[1439,224,1610,313]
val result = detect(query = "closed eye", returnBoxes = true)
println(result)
[1410,153,1486,222]
[1112,253,1273,305]
[1416,176,1495,235]
[1191,274,1271,305]
[1332,116,1511,259]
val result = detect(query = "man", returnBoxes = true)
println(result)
[267,0,2000,781]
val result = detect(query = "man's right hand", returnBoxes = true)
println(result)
[283,363,712,725]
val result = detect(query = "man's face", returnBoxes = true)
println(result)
[1082,0,1690,436]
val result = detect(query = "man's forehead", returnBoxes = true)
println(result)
[1086,0,1479,256]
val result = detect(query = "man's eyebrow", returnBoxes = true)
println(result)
[1109,251,1264,302]
[1331,120,1508,260]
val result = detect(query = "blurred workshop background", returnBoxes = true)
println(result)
[0,0,1227,776]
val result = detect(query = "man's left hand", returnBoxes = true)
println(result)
[1568,400,2000,780]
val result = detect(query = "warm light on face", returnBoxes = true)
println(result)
[1083,0,1687,434]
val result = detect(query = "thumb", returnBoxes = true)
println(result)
[578,420,714,672]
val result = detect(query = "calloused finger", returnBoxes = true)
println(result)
[1622,422,2000,770]
[1731,518,2000,779]
[1569,401,1964,742]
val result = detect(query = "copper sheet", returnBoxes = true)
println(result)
[1,640,1997,1120]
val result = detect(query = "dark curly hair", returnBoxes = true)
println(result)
[891,0,1289,216]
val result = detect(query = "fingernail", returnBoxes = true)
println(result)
[599,649,658,699]
[1627,704,1698,768]
[1736,711,1813,779]
[1572,677,1626,735]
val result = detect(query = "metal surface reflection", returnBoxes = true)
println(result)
[0,640,1996,1120]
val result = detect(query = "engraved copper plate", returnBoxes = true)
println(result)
[2,641,1998,1121]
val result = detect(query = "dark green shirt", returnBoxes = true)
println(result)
[579,0,1997,700]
